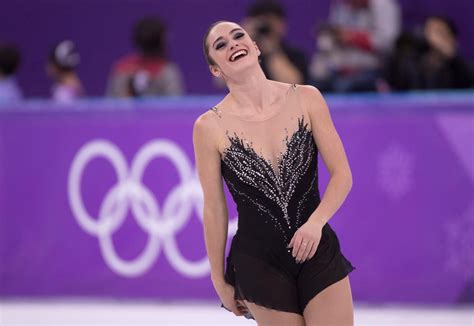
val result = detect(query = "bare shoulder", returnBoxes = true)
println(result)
[272,82,324,105]
[295,84,329,117]
[193,109,220,143]
[297,83,319,94]
[194,109,216,129]
[297,84,324,103]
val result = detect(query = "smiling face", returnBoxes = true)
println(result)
[204,21,261,78]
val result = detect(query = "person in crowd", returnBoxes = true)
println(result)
[383,15,473,91]
[0,43,22,102]
[46,40,85,102]
[418,15,473,89]
[241,0,308,84]
[106,15,184,97]
[309,0,401,92]
[380,31,425,91]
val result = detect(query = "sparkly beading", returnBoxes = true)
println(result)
[220,115,317,244]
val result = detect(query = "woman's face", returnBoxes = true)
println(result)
[206,22,260,78]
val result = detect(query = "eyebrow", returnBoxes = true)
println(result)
[212,28,243,48]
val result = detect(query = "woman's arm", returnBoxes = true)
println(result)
[192,112,229,287]
[193,113,248,316]
[289,85,353,261]
[303,85,353,227]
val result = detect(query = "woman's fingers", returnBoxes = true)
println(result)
[292,236,304,258]
[236,300,246,308]
[308,242,319,259]
[288,236,295,250]
[302,241,315,262]
[231,305,244,316]
[296,240,310,262]
[225,300,242,316]
[236,299,249,314]
[290,232,321,263]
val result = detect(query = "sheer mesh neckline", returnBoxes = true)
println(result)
[210,83,312,179]
[220,114,313,179]
[211,83,296,123]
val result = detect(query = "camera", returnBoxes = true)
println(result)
[255,21,272,39]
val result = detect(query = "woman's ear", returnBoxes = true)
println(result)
[254,41,261,56]
[209,65,222,78]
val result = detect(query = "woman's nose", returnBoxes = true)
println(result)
[230,43,240,50]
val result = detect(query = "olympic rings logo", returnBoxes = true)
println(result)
[67,139,237,278]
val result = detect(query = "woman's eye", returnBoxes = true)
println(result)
[216,42,226,50]
[234,32,245,39]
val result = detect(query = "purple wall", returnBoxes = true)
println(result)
[1,0,473,97]
[1,93,473,303]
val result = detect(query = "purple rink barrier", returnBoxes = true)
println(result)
[0,92,473,304]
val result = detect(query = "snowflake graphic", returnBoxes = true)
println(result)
[376,142,415,200]
[445,201,474,280]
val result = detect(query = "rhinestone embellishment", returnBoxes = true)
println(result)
[221,115,317,241]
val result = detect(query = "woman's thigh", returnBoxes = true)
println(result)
[242,300,306,326]
[302,275,354,326]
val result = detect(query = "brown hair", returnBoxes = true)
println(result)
[202,20,231,66]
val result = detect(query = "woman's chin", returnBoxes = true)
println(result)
[228,60,259,75]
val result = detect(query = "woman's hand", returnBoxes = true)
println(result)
[287,219,324,263]
[214,280,250,317]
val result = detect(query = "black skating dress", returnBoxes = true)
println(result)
[209,84,355,320]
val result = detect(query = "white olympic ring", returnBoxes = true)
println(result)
[68,139,237,278]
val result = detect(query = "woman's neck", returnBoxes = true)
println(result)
[224,67,278,114]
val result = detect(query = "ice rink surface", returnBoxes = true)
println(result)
[1,300,473,326]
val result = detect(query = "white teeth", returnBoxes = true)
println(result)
[230,50,247,62]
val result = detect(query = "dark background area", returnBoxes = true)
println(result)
[1,0,472,97]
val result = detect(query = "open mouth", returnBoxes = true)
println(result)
[229,49,248,62]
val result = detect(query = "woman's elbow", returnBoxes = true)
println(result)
[346,169,353,192]
[347,174,353,191]
[337,168,353,191]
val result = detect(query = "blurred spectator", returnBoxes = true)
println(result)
[381,31,425,91]
[383,16,473,91]
[241,0,308,84]
[106,16,184,97]
[419,15,473,89]
[46,40,84,102]
[310,0,401,92]
[0,43,22,102]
